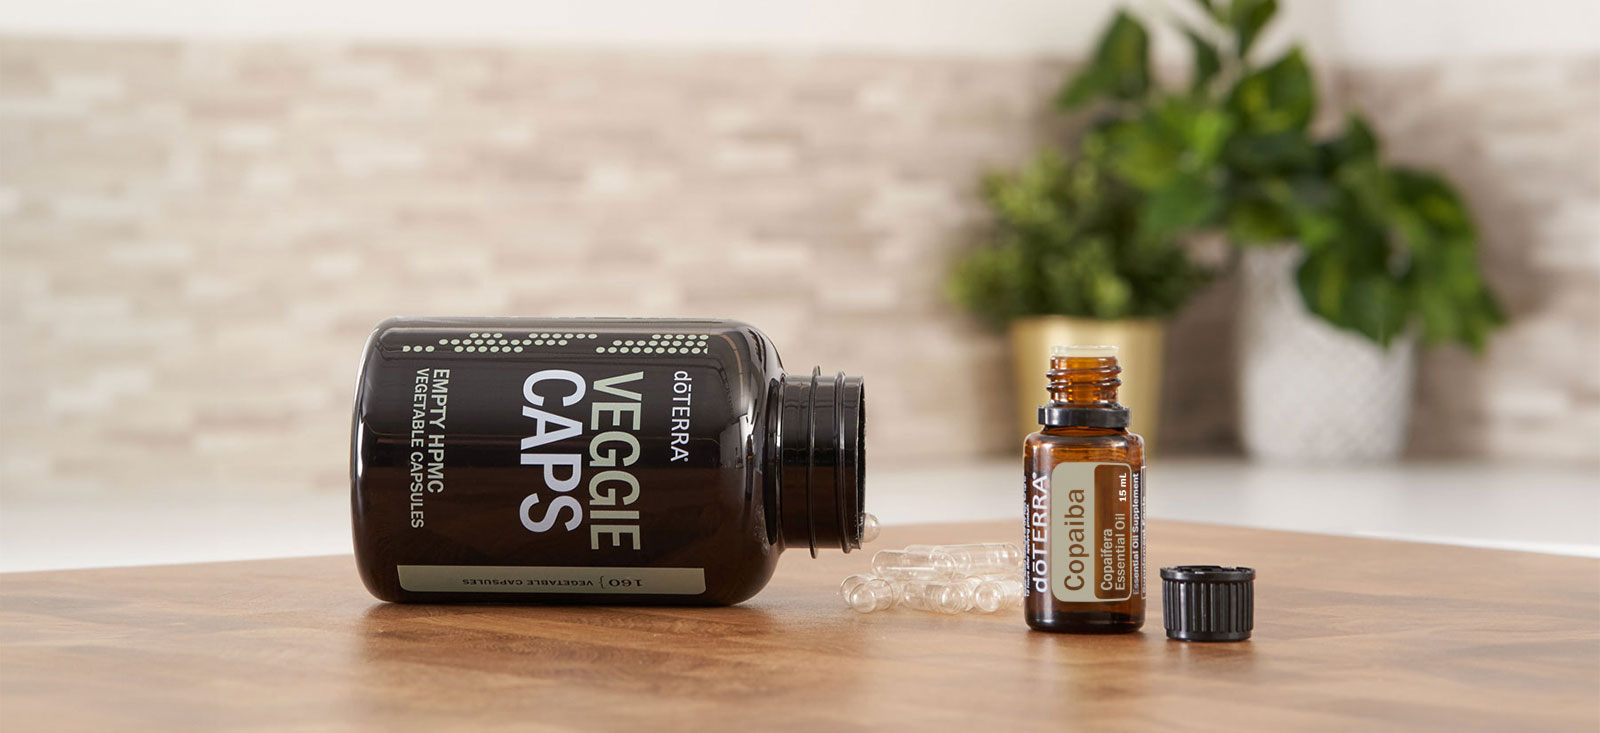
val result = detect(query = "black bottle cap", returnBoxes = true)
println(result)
[1160,566,1255,642]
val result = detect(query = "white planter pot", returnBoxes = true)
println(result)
[1237,247,1416,462]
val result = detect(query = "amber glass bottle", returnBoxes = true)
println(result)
[1023,345,1146,633]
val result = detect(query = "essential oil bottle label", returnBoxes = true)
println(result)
[396,565,706,594]
[1049,462,1140,603]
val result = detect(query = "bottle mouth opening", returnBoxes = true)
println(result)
[847,381,866,550]
[1051,344,1118,358]
[775,368,865,557]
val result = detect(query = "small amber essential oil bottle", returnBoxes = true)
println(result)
[1023,345,1146,633]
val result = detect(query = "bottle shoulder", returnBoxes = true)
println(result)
[1025,427,1144,466]
[1027,426,1144,444]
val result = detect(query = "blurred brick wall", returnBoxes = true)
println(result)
[1,39,1595,498]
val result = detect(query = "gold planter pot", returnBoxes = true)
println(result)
[1007,316,1167,454]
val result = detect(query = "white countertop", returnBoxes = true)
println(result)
[1,458,1595,573]
[870,458,1600,556]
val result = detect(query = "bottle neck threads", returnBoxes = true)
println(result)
[1039,352,1130,429]
[770,368,865,556]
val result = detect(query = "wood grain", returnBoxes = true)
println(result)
[2,520,1596,732]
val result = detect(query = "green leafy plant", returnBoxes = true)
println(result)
[1059,0,1503,348]
[948,106,1210,322]
[949,150,1211,324]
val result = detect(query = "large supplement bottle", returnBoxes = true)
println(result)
[351,317,865,605]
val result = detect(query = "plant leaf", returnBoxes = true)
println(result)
[1295,246,1344,324]
[1059,11,1151,108]
[1228,0,1278,58]
[1227,47,1315,134]
[1186,106,1236,165]
[1346,275,1409,346]
[1390,168,1474,242]
[1100,118,1182,189]
[1384,167,1502,351]
[1334,160,1394,227]
[1226,196,1294,244]
[1322,113,1380,166]
[1141,174,1222,239]
[1184,27,1222,93]
[1297,247,1408,346]
[1059,68,1110,109]
[1097,98,1234,193]
[1224,130,1316,175]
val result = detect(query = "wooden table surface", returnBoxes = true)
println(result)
[2,520,1597,732]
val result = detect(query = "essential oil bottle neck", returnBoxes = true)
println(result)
[1048,354,1121,405]
[767,368,865,556]
[1039,353,1130,429]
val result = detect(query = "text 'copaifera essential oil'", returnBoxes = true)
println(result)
[1023,345,1146,633]
[351,317,865,605]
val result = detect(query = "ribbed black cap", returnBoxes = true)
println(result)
[1161,566,1255,642]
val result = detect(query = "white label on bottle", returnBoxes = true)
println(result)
[1050,462,1134,603]
[397,565,706,594]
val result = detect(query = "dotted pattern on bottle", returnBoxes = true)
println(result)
[596,333,710,356]
[396,332,712,356]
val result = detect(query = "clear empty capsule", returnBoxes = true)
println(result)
[972,576,1024,613]
[840,573,895,613]
[844,542,1026,617]
[861,513,880,543]
[903,543,1023,577]
[870,548,949,580]
[840,573,872,602]
[896,579,935,611]
[848,583,894,613]
[894,578,976,614]
[933,578,979,614]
